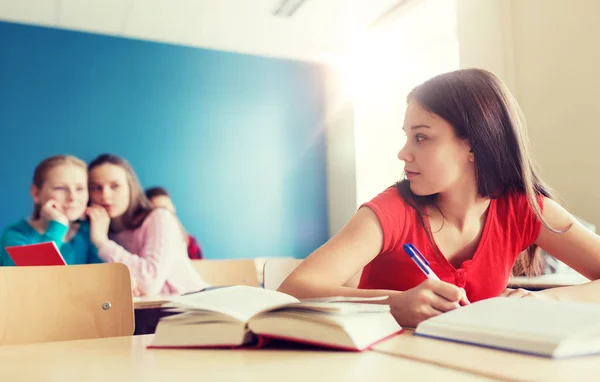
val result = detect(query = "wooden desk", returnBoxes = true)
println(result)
[0,335,489,382]
[508,272,589,290]
[133,295,171,310]
[373,331,600,382]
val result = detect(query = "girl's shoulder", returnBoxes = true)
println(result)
[1,220,44,251]
[139,208,178,228]
[495,190,544,214]
[494,191,544,244]
[1,219,35,238]
[360,187,415,255]
[362,186,414,217]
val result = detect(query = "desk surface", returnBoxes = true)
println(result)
[373,331,600,382]
[133,295,171,310]
[0,334,489,382]
[508,272,589,289]
[138,272,590,309]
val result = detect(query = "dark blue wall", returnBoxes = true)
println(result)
[0,21,328,259]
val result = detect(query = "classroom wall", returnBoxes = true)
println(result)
[0,21,329,259]
[455,0,516,90]
[323,66,357,237]
[324,0,459,236]
[353,0,459,208]
[457,0,600,226]
[509,0,600,227]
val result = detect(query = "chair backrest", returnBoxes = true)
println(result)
[192,259,260,287]
[262,258,303,290]
[0,263,134,346]
[263,258,362,290]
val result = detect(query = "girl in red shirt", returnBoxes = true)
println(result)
[278,68,600,328]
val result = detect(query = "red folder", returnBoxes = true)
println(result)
[5,241,67,266]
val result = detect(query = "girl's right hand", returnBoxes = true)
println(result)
[87,205,111,247]
[40,199,69,226]
[388,279,470,328]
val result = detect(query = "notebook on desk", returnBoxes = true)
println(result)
[5,241,66,266]
[508,273,589,289]
[149,285,402,351]
[414,297,600,358]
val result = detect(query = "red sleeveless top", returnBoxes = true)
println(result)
[358,188,543,302]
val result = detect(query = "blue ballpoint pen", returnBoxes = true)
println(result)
[403,243,440,281]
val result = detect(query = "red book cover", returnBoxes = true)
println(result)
[5,241,67,266]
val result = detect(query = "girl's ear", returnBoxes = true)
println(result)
[30,184,41,204]
[462,139,475,162]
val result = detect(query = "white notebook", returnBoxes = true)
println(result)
[414,297,600,358]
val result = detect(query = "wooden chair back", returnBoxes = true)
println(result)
[0,263,134,346]
[192,259,260,287]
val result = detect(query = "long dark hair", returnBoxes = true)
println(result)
[88,154,154,230]
[397,68,562,276]
[145,186,170,200]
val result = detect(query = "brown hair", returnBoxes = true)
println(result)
[145,186,190,245]
[145,186,169,200]
[31,155,87,219]
[397,68,566,276]
[88,154,154,230]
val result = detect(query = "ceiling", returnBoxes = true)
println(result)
[0,0,406,62]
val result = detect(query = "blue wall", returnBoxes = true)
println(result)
[0,21,328,259]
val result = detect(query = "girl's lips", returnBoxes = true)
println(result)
[405,170,420,179]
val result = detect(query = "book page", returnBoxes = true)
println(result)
[284,302,390,314]
[254,301,391,318]
[166,286,299,322]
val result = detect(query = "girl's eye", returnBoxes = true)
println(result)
[416,134,426,142]
[89,185,101,192]
[53,187,67,191]
[111,184,120,190]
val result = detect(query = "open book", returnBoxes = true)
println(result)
[415,297,600,358]
[149,286,402,351]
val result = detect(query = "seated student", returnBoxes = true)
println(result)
[145,186,204,260]
[278,68,600,328]
[0,155,101,266]
[86,154,207,296]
